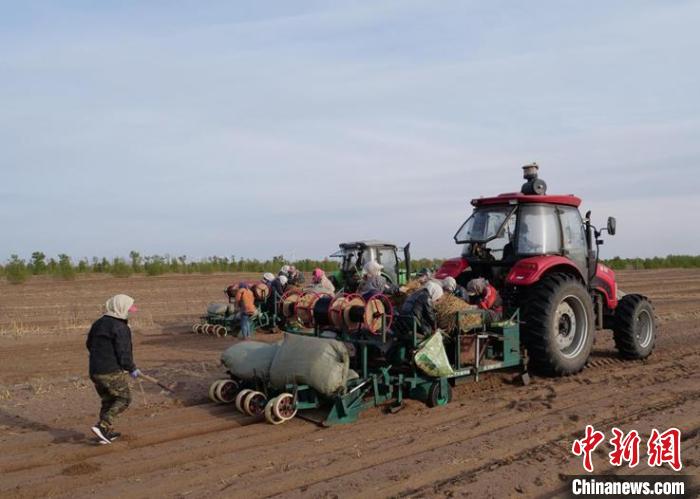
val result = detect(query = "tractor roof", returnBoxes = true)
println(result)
[338,240,398,249]
[471,192,582,208]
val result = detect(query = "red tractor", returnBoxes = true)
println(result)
[436,164,657,375]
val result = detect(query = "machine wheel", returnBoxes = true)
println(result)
[234,389,252,413]
[427,381,452,408]
[242,391,267,417]
[214,379,239,404]
[209,380,223,403]
[272,393,298,421]
[264,398,286,425]
[612,294,656,359]
[520,273,595,376]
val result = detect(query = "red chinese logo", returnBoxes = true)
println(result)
[573,426,683,472]
[572,425,605,472]
[647,427,682,471]
[609,427,641,467]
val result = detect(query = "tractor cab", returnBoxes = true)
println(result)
[330,240,411,292]
[437,164,614,292]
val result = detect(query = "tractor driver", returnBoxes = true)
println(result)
[465,278,503,322]
[518,221,542,254]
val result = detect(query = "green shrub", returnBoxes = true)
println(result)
[5,255,29,284]
[54,254,76,280]
[111,258,133,278]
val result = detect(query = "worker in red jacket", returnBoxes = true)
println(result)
[466,278,503,322]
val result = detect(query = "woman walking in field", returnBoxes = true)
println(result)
[86,294,141,444]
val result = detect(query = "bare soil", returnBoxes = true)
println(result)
[0,270,698,498]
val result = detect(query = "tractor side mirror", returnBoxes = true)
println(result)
[607,217,616,236]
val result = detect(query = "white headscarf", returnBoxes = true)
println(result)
[363,260,383,277]
[442,277,457,293]
[263,272,275,283]
[424,281,444,304]
[104,294,135,320]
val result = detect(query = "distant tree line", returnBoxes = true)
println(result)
[602,255,700,271]
[2,252,695,285]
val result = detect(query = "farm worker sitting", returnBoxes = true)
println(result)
[309,268,335,295]
[466,278,503,322]
[267,274,288,311]
[86,294,140,444]
[235,283,257,339]
[441,277,469,300]
[358,260,395,296]
[278,265,291,278]
[287,265,305,286]
[416,268,433,285]
[397,280,443,339]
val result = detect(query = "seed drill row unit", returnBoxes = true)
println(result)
[208,289,525,425]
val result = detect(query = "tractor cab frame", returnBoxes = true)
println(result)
[330,240,411,292]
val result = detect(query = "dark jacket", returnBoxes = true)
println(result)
[86,315,136,375]
[399,288,436,337]
[267,278,286,312]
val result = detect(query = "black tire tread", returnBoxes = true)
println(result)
[520,272,595,376]
[612,294,657,359]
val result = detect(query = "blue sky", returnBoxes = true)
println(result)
[1,1,698,261]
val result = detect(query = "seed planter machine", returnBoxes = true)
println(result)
[193,283,281,337]
[208,289,528,425]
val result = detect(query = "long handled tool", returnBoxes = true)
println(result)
[139,372,177,393]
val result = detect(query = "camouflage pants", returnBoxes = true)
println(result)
[91,372,131,429]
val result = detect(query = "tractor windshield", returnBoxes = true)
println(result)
[330,248,368,273]
[454,206,515,243]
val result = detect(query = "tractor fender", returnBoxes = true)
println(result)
[591,263,618,310]
[435,257,470,279]
[506,256,585,286]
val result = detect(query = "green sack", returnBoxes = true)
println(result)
[414,330,454,377]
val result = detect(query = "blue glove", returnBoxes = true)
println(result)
[130,369,142,379]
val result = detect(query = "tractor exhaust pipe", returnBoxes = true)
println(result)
[521,163,547,195]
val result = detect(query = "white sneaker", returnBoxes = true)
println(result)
[91,425,111,445]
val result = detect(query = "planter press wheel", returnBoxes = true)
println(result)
[272,393,298,421]
[201,324,213,335]
[242,390,267,417]
[364,294,394,335]
[264,398,286,425]
[209,379,224,403]
[214,379,239,404]
[192,323,200,334]
[280,289,303,319]
[214,325,227,337]
[342,294,366,332]
[295,292,321,328]
[235,389,252,413]
[194,323,205,334]
[328,294,350,329]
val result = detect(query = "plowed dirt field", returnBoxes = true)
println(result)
[1,270,698,498]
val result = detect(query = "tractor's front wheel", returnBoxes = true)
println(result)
[613,294,656,359]
[520,273,595,376]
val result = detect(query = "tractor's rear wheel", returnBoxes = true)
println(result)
[520,273,594,376]
[612,294,656,359]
